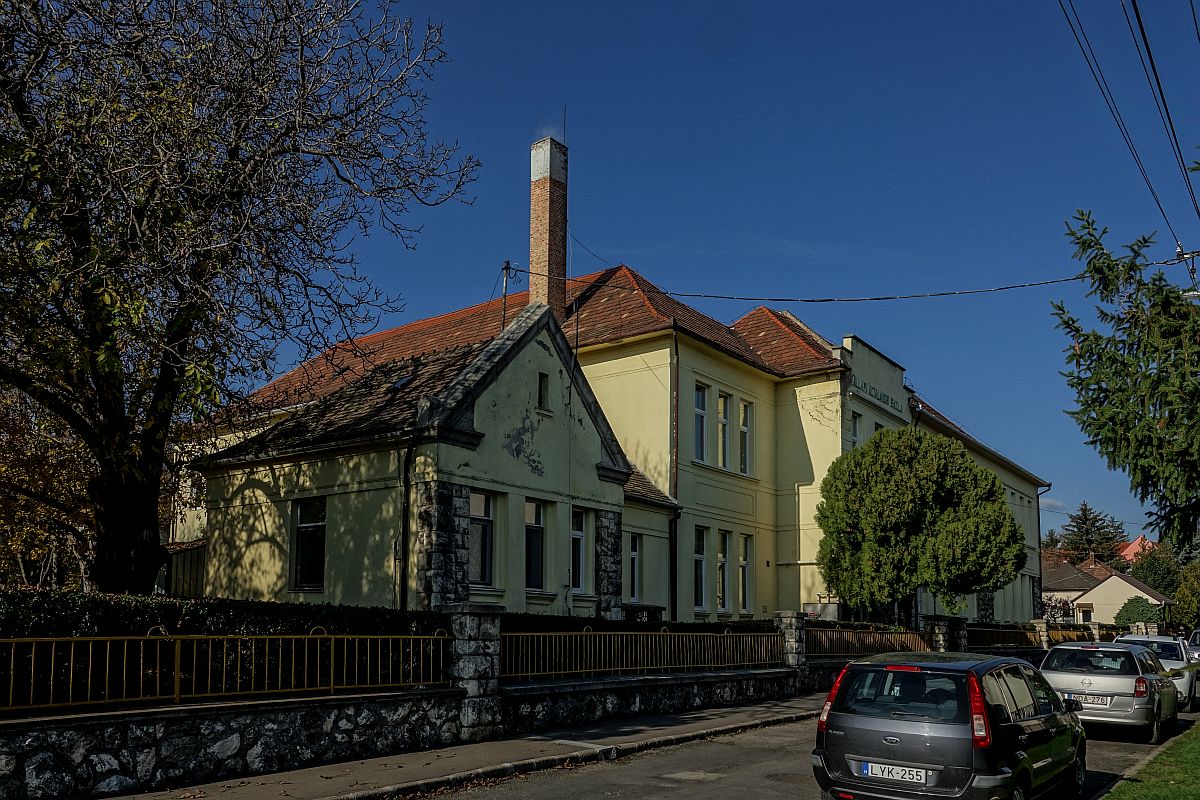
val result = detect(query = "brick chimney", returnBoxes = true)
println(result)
[529,137,568,321]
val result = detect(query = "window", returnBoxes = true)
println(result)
[469,492,494,585]
[851,412,862,448]
[537,372,550,410]
[738,401,752,474]
[292,497,326,592]
[693,527,707,609]
[717,530,731,610]
[1021,665,1063,716]
[525,500,545,590]
[998,666,1037,720]
[717,393,730,468]
[739,535,751,612]
[570,508,586,594]
[629,533,641,602]
[694,384,708,461]
[874,422,884,434]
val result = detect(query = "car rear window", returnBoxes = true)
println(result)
[832,667,967,724]
[1120,639,1182,662]
[1043,648,1137,675]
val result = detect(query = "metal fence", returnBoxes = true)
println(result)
[804,628,932,659]
[0,632,451,715]
[965,625,1042,650]
[500,630,784,680]
[1048,626,1093,644]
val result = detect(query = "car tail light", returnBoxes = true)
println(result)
[817,663,850,733]
[885,664,922,672]
[967,671,992,749]
[1135,676,1149,698]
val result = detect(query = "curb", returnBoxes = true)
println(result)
[327,709,820,800]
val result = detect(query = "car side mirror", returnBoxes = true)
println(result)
[1063,698,1083,713]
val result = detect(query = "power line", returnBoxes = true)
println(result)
[1059,0,1183,245]
[1125,0,1200,232]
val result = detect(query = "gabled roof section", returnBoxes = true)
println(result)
[1077,572,1169,605]
[251,265,786,410]
[623,464,677,508]
[731,306,841,377]
[1041,556,1101,593]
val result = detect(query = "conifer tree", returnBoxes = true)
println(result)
[1057,501,1129,565]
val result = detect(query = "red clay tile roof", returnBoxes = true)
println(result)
[623,464,677,507]
[252,265,805,409]
[731,307,841,376]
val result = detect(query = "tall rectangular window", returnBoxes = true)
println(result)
[570,508,586,594]
[694,384,708,462]
[293,497,326,592]
[717,530,731,610]
[469,492,493,585]
[537,372,550,410]
[693,527,707,609]
[629,533,641,602]
[739,535,751,612]
[717,393,730,468]
[738,401,752,474]
[851,411,862,449]
[525,500,545,590]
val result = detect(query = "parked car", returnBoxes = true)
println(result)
[812,652,1086,800]
[1113,634,1197,711]
[1188,629,1200,661]
[1040,642,1178,743]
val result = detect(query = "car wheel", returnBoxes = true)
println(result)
[1147,709,1163,745]
[1065,746,1086,799]
[1011,780,1029,800]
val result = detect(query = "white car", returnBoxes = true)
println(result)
[1115,635,1197,711]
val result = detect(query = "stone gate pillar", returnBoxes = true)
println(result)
[773,611,806,668]
[446,603,502,742]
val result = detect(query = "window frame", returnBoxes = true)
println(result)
[738,401,752,474]
[629,532,641,603]
[851,411,862,449]
[537,372,550,411]
[469,491,495,586]
[570,507,587,594]
[738,534,751,612]
[693,526,708,610]
[717,530,731,611]
[292,496,327,593]
[694,383,709,462]
[525,500,545,591]
[717,392,730,468]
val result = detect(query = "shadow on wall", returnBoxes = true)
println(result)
[206,457,402,609]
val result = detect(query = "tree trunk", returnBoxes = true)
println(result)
[89,472,166,594]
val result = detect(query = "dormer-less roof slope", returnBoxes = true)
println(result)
[1041,557,1101,593]
[731,307,842,377]
[208,305,631,482]
[252,265,790,411]
[623,465,678,508]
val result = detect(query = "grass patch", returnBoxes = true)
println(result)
[1104,722,1200,800]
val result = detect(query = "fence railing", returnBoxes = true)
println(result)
[805,628,932,658]
[500,630,783,680]
[0,632,451,715]
[965,625,1042,649]
[1048,626,1093,644]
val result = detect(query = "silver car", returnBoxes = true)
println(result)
[1041,642,1178,744]
[1114,634,1197,711]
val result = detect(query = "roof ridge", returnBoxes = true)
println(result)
[616,265,673,323]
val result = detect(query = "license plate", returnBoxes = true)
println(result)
[862,762,925,783]
[1066,692,1110,706]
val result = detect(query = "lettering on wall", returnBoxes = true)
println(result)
[850,374,906,415]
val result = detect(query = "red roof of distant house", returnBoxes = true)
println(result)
[1119,535,1155,562]
[1078,553,1118,580]
[253,265,843,409]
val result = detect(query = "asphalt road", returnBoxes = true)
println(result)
[430,708,1198,800]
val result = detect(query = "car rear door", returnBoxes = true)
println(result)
[997,665,1057,785]
[1021,664,1075,776]
[822,665,976,794]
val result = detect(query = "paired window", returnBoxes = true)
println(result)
[292,497,327,592]
[469,492,494,585]
[739,535,751,612]
[717,530,731,611]
[694,384,708,462]
[738,402,752,475]
[525,500,545,590]
[693,527,707,609]
[628,533,641,602]
[570,508,587,594]
[717,393,730,468]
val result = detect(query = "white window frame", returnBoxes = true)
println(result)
[851,411,862,449]
[738,401,752,475]
[292,496,326,592]
[739,534,751,612]
[469,491,494,586]
[525,500,545,591]
[570,508,587,594]
[693,526,708,610]
[694,383,708,462]
[629,533,640,603]
[717,392,730,468]
[717,530,731,611]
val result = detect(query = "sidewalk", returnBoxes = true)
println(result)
[112,694,825,800]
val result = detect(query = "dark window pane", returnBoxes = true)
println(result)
[526,525,544,590]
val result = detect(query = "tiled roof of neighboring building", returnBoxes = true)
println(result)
[213,342,489,463]
[1078,554,1118,581]
[731,307,841,377]
[1041,556,1101,592]
[251,265,843,410]
[1120,535,1155,562]
[623,465,677,507]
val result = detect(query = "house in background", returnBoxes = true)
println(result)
[1040,554,1168,624]
[1120,535,1155,563]
[196,136,1047,623]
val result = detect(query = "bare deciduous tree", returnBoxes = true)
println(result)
[0,0,478,592]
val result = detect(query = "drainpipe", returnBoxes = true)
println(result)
[668,507,681,622]
[670,329,681,621]
[1036,483,1052,616]
[395,445,415,613]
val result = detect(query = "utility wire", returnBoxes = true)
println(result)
[1191,0,1200,53]
[1126,0,1200,232]
[568,227,613,267]
[1059,0,1182,245]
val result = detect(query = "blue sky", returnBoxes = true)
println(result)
[335,2,1200,538]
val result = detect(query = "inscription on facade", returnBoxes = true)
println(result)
[850,374,905,415]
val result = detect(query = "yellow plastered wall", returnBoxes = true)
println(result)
[1074,578,1162,625]
[622,501,673,610]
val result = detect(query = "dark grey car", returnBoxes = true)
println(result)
[811,652,1086,800]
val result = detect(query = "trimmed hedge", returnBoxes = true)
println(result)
[804,619,910,633]
[0,589,449,637]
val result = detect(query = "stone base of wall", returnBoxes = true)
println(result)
[0,689,464,799]
[501,669,803,734]
[799,660,849,693]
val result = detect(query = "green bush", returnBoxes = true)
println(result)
[0,588,448,637]
[804,619,910,633]
[1113,596,1162,626]
[499,612,775,634]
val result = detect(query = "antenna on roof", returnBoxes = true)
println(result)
[501,260,513,332]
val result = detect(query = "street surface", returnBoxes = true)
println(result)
[434,708,1198,800]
